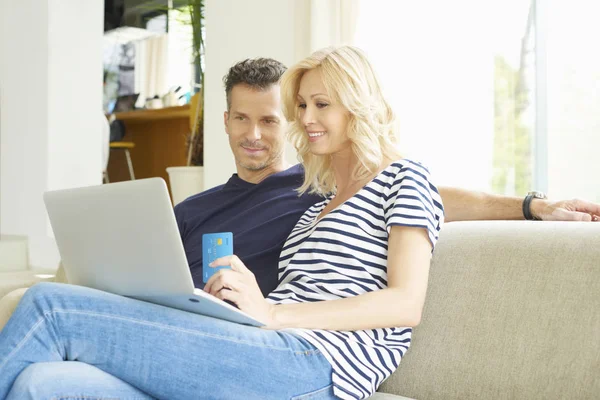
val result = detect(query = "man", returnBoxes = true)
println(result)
[175,58,600,296]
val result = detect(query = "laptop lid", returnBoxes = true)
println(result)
[43,178,194,297]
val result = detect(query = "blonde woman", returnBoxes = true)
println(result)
[0,46,443,400]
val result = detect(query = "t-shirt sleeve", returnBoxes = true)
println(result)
[384,162,444,249]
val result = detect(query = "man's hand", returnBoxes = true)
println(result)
[204,255,277,327]
[531,198,600,221]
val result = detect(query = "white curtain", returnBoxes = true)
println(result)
[134,34,169,109]
[294,0,360,61]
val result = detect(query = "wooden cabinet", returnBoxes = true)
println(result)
[106,105,191,189]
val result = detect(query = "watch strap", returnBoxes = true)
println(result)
[523,193,540,220]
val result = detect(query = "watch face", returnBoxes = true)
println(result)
[530,191,547,199]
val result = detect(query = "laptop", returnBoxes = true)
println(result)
[43,178,263,327]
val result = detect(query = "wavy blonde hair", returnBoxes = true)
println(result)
[281,45,402,195]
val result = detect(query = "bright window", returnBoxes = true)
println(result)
[355,0,600,202]
[355,0,532,194]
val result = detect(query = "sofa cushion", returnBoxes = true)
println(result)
[378,221,600,399]
[370,393,414,400]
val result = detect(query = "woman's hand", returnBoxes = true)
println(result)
[204,255,278,328]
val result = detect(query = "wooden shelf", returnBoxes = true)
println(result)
[106,104,191,192]
[111,104,190,123]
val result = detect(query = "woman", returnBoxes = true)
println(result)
[0,46,443,400]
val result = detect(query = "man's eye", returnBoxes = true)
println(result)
[235,116,245,120]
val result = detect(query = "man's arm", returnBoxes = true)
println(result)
[439,186,600,222]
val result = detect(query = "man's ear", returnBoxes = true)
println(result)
[224,111,229,135]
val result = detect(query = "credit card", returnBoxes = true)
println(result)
[202,232,233,283]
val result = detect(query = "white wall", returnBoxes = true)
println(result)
[0,0,103,269]
[546,0,600,202]
[204,0,303,189]
[0,0,50,266]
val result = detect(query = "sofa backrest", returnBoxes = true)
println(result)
[379,221,600,399]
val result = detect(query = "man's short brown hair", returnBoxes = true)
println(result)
[223,58,287,111]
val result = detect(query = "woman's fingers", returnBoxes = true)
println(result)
[210,255,252,275]
[204,269,242,296]
[216,288,242,307]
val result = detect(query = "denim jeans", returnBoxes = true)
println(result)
[6,362,154,400]
[0,283,335,400]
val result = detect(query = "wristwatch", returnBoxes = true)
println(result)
[523,191,547,220]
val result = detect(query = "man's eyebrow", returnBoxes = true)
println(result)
[231,111,248,117]
[262,115,280,121]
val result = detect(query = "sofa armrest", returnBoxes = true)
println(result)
[54,263,67,283]
[0,287,29,331]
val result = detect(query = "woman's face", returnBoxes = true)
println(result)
[297,69,351,157]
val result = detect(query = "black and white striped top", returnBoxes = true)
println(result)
[266,159,444,399]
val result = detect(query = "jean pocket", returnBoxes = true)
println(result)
[290,384,335,400]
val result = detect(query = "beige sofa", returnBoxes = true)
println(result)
[1,221,599,399]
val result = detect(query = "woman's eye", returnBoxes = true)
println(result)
[298,103,307,109]
[316,103,329,109]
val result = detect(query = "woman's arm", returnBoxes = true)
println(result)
[206,225,433,331]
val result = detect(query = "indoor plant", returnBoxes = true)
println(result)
[167,0,205,205]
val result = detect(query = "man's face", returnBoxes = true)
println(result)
[224,84,286,173]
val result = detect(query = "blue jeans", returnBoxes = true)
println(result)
[0,283,335,400]
[7,362,154,400]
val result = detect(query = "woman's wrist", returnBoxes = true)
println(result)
[263,303,284,330]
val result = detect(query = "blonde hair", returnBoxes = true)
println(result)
[281,45,402,195]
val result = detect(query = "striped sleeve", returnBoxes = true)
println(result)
[384,162,444,248]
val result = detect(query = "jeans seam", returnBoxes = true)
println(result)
[50,397,149,400]
[0,317,46,371]
[51,397,121,400]
[49,309,301,352]
[290,383,333,399]
[293,348,321,356]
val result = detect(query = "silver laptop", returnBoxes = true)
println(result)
[43,178,263,327]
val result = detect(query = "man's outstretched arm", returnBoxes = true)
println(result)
[439,187,600,222]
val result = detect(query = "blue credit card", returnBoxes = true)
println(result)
[202,232,234,284]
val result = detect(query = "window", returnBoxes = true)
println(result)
[165,8,195,95]
[355,1,600,202]
[355,0,533,195]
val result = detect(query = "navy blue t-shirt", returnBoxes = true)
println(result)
[174,164,323,296]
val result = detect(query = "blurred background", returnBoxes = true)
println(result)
[1,0,599,271]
